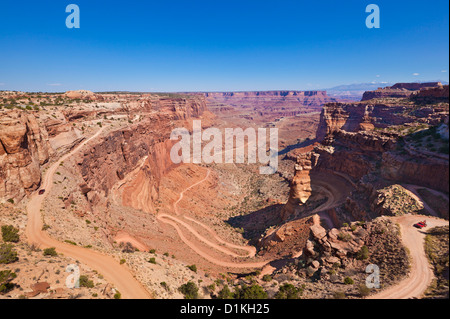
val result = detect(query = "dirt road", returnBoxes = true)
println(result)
[26,128,152,299]
[157,168,268,269]
[369,215,448,299]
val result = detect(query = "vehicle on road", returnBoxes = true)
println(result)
[413,220,427,229]
[38,189,45,195]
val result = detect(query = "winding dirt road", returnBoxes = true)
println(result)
[26,128,152,299]
[369,214,448,299]
[157,168,268,269]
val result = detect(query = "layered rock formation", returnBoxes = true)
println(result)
[0,92,207,208]
[0,110,53,202]
[361,82,444,101]
[282,83,449,222]
[203,90,337,117]
[64,90,103,101]
[75,95,207,213]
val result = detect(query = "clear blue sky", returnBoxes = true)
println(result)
[0,0,448,92]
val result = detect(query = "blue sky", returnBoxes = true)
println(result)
[0,0,448,92]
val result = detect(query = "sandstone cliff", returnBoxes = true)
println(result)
[282,83,449,222]
[75,95,207,213]
[361,82,444,101]
[203,90,337,117]
[0,110,53,202]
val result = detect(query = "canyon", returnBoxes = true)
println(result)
[0,83,449,299]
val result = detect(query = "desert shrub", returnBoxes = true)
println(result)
[187,264,197,273]
[217,285,233,299]
[120,259,126,265]
[114,291,121,299]
[274,283,302,299]
[358,284,371,297]
[207,283,215,292]
[262,274,272,282]
[79,275,94,288]
[160,282,170,292]
[344,277,354,285]
[338,233,352,242]
[333,291,346,299]
[0,270,17,294]
[178,281,199,299]
[234,284,267,299]
[43,247,58,257]
[148,257,156,264]
[121,242,134,253]
[356,245,369,260]
[0,244,18,264]
[1,225,20,243]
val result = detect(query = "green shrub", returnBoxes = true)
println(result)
[79,275,94,288]
[344,277,354,285]
[160,282,170,291]
[120,259,126,265]
[187,264,197,273]
[0,244,18,264]
[356,245,369,260]
[234,284,267,299]
[148,257,156,264]
[43,247,58,257]
[217,285,234,299]
[114,291,121,299]
[1,225,20,243]
[337,233,352,242]
[178,281,199,299]
[275,283,302,299]
[0,270,17,294]
[262,274,272,282]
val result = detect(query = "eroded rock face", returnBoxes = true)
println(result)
[281,152,320,220]
[64,90,103,101]
[316,100,447,141]
[381,151,449,193]
[203,90,337,118]
[282,82,449,225]
[361,82,443,101]
[77,96,207,213]
[0,110,53,201]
